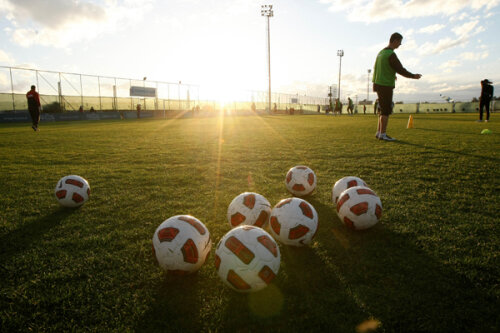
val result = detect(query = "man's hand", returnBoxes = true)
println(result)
[414,74,422,79]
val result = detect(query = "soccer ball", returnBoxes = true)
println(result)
[54,175,90,208]
[331,176,367,206]
[152,215,211,274]
[227,192,271,228]
[336,186,382,230]
[269,198,318,246]
[285,165,316,197]
[215,225,280,292]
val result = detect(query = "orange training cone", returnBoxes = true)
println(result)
[407,115,414,129]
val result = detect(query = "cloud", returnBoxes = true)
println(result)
[419,37,466,55]
[452,20,479,38]
[320,0,500,23]
[1,0,154,48]
[460,51,489,61]
[417,19,485,55]
[0,49,15,64]
[3,0,106,29]
[440,59,461,73]
[437,82,477,93]
[418,24,445,34]
[449,12,469,22]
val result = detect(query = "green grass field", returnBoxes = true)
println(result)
[0,113,499,332]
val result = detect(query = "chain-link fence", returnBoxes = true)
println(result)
[0,66,328,113]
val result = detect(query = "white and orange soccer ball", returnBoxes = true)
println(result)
[215,225,280,293]
[285,165,316,197]
[331,176,367,206]
[152,215,211,275]
[336,186,382,230]
[227,192,271,229]
[54,175,90,208]
[269,198,318,246]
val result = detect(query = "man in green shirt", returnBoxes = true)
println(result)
[347,97,354,115]
[373,32,422,141]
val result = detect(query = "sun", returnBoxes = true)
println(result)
[201,81,250,108]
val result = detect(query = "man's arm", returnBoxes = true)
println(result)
[35,92,41,106]
[389,53,420,79]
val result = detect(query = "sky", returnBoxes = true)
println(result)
[0,0,499,103]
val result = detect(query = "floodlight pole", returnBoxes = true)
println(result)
[337,50,344,101]
[367,69,371,102]
[261,5,273,114]
[143,77,147,110]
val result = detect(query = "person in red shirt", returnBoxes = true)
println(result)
[26,85,41,131]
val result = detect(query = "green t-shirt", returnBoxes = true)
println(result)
[373,48,396,87]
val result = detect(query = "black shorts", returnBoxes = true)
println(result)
[373,84,394,116]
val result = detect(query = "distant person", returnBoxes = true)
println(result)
[317,104,321,113]
[372,32,422,141]
[79,105,84,113]
[251,102,256,113]
[90,106,95,112]
[136,104,141,119]
[334,98,341,115]
[26,85,41,131]
[478,79,493,122]
[347,97,354,115]
[273,103,277,113]
[363,104,366,114]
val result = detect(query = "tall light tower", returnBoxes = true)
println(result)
[367,69,371,102]
[261,4,273,113]
[337,50,344,101]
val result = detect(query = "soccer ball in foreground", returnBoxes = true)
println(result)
[269,198,318,246]
[331,176,367,206]
[285,165,316,197]
[215,226,280,292]
[54,175,90,208]
[152,215,211,274]
[336,186,382,230]
[227,192,271,228]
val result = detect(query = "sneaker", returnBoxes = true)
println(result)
[375,133,380,139]
[32,125,37,131]
[380,134,396,141]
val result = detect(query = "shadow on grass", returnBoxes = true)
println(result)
[134,199,498,332]
[394,139,499,162]
[136,231,372,332]
[413,127,497,137]
[0,207,75,264]
[135,273,204,332]
[309,200,499,332]
[407,115,475,122]
[204,245,372,332]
